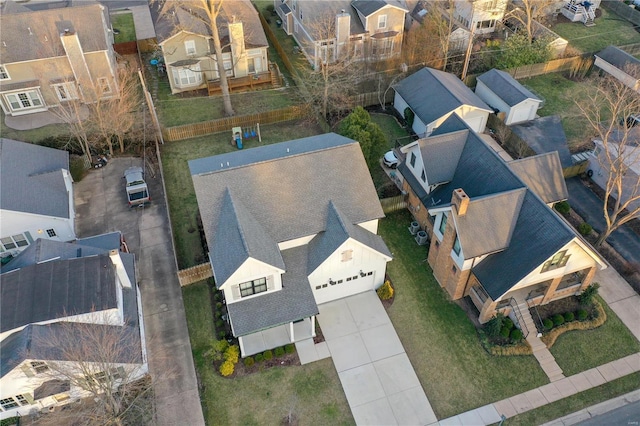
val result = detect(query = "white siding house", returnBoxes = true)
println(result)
[475,69,542,125]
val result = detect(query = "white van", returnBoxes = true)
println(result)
[124,166,150,207]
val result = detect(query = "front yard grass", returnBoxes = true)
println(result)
[549,296,640,376]
[161,120,323,268]
[183,281,354,425]
[552,7,640,54]
[111,12,136,43]
[379,210,549,419]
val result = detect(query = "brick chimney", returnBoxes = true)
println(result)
[452,188,470,217]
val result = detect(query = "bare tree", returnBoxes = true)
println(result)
[575,70,640,247]
[31,316,151,426]
[505,0,558,44]
[49,97,94,165]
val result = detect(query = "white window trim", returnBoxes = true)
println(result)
[52,82,79,102]
[0,65,10,80]
[184,40,197,56]
[171,64,203,87]
[3,89,45,113]
[1,233,30,251]
[378,14,387,29]
[97,77,112,95]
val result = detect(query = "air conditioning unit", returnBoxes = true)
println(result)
[415,230,428,245]
[409,221,420,235]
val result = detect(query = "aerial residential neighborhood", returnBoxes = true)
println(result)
[1,0,639,425]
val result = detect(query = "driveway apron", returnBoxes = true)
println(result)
[318,291,437,425]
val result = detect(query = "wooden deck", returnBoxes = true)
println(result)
[207,62,282,96]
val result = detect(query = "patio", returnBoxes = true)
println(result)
[239,317,315,356]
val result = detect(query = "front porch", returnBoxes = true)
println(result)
[207,62,282,96]
[238,316,315,357]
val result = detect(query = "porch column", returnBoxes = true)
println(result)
[311,315,316,338]
[289,322,295,343]
[479,298,499,324]
[578,266,598,292]
[541,276,563,305]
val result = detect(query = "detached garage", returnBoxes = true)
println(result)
[475,69,542,125]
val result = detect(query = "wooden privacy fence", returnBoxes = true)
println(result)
[351,91,395,108]
[178,263,213,287]
[163,104,311,141]
[563,161,589,179]
[380,195,407,214]
[259,12,296,76]
[113,41,138,55]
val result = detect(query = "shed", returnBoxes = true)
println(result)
[476,69,542,125]
[594,46,640,92]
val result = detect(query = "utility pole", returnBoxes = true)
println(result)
[461,23,476,82]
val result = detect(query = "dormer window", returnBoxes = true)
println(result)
[239,277,267,297]
[378,14,387,29]
[184,40,196,56]
[453,236,461,255]
[421,169,426,182]
[541,250,570,272]
[438,213,447,235]
[410,152,416,167]
[0,65,9,80]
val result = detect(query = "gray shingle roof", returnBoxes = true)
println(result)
[418,129,468,185]
[510,115,573,168]
[454,189,526,259]
[210,189,285,287]
[1,238,106,273]
[0,3,109,64]
[477,69,540,107]
[352,0,394,16]
[509,152,568,204]
[76,231,123,252]
[394,67,491,126]
[0,139,70,218]
[1,254,118,333]
[226,245,318,336]
[596,45,640,70]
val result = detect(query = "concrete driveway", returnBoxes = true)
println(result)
[565,177,640,265]
[74,157,205,426]
[318,292,437,426]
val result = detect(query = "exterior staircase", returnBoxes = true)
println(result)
[583,5,596,27]
[516,301,565,382]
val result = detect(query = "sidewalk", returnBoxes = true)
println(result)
[540,389,640,426]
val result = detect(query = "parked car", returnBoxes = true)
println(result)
[124,166,150,207]
[622,114,640,128]
[383,150,399,168]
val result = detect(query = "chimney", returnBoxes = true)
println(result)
[110,249,132,288]
[452,188,470,217]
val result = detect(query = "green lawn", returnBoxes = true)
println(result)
[160,120,323,268]
[519,73,596,149]
[183,281,354,425]
[552,7,640,54]
[1,112,71,143]
[379,210,549,419]
[549,297,640,376]
[504,372,640,425]
[370,112,409,190]
[111,12,136,43]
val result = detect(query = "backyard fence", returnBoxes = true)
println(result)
[259,13,297,77]
[162,104,311,141]
[178,263,213,287]
[380,195,407,214]
[114,41,138,55]
[351,91,395,108]
[618,42,640,57]
[563,161,589,178]
[604,1,640,27]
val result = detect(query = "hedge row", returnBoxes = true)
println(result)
[541,299,607,347]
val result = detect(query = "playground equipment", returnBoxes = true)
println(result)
[232,126,243,149]
[231,124,262,150]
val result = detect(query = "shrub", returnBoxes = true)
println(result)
[263,350,273,360]
[215,320,224,329]
[274,347,285,357]
[503,317,514,330]
[377,280,394,300]
[485,313,505,337]
[564,312,575,322]
[404,107,415,127]
[215,302,223,309]
[578,283,600,305]
[285,344,296,354]
[219,360,234,377]
[510,329,524,341]
[218,331,226,339]
[255,353,264,362]
[576,309,588,321]
[500,326,511,338]
[266,4,275,13]
[554,201,570,215]
[543,318,554,330]
[215,292,222,301]
[578,222,593,236]
[243,357,255,367]
[552,314,565,326]
[224,345,240,364]
[215,311,223,320]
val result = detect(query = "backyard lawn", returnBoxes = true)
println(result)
[0,113,71,144]
[369,112,410,190]
[111,12,136,43]
[552,7,640,54]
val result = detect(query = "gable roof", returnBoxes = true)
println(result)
[510,115,573,168]
[153,0,267,47]
[0,3,109,64]
[596,45,640,71]
[190,133,384,247]
[453,188,526,259]
[509,152,568,204]
[417,129,468,185]
[477,69,541,107]
[394,67,491,126]
[210,189,285,287]
[0,139,70,218]
[352,0,408,16]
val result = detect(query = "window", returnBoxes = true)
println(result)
[15,395,30,406]
[46,229,57,237]
[452,265,457,274]
[338,279,343,283]
[31,361,49,374]
[542,250,571,272]
[372,38,393,56]
[172,64,202,87]
[438,214,447,235]
[1,234,29,251]
[410,152,416,167]
[315,285,321,290]
[453,236,461,255]
[184,40,196,56]
[248,58,256,73]
[97,77,112,95]
[52,82,78,101]
[0,398,18,410]
[421,169,426,182]
[4,90,43,112]
[378,14,387,29]
[223,60,233,77]
[341,250,353,262]
[0,65,10,80]
[239,277,267,297]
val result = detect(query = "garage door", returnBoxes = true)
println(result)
[312,271,376,305]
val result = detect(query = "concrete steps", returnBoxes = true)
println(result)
[518,302,565,382]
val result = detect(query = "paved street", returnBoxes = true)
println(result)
[74,157,205,426]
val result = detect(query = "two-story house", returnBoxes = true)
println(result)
[152,0,273,95]
[190,133,392,357]
[0,139,75,260]
[0,233,147,419]
[275,0,408,67]
[396,114,606,326]
[0,3,118,118]
[453,0,509,34]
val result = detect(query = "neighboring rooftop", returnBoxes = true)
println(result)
[596,45,640,70]
[477,69,541,107]
[510,115,573,168]
[509,152,569,204]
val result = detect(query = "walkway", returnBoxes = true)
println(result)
[316,292,437,426]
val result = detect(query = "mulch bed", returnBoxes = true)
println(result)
[533,296,596,320]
